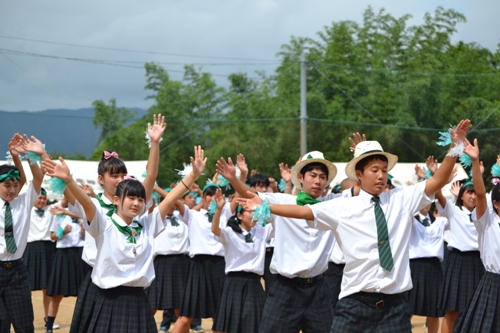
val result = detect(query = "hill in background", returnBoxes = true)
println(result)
[0,108,146,158]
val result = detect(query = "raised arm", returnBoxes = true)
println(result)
[143,114,167,202]
[8,134,27,192]
[279,162,293,194]
[42,157,97,222]
[157,146,206,219]
[467,139,487,219]
[237,191,314,220]
[425,119,471,196]
[21,135,45,193]
[216,157,255,198]
[211,189,226,237]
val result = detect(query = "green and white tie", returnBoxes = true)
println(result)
[4,202,17,253]
[372,196,393,271]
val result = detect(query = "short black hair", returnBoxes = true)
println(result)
[98,150,128,176]
[250,173,270,188]
[355,154,388,174]
[115,179,146,206]
[203,185,218,197]
[0,165,20,183]
[300,162,329,179]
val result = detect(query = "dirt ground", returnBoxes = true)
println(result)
[9,290,433,333]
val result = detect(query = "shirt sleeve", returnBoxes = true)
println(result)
[399,181,433,216]
[177,204,191,225]
[215,226,231,245]
[144,208,165,238]
[264,223,275,241]
[472,208,490,235]
[87,210,107,239]
[308,199,342,231]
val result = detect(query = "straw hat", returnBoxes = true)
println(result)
[291,151,337,188]
[345,141,398,181]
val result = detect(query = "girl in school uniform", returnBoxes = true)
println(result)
[172,183,235,333]
[145,187,190,322]
[433,159,485,333]
[22,188,58,327]
[211,189,274,333]
[42,145,207,333]
[407,202,448,333]
[453,141,500,332]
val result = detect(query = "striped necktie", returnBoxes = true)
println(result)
[169,216,179,226]
[421,217,430,227]
[371,196,393,271]
[4,202,17,253]
[244,233,253,243]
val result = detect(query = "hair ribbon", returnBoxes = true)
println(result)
[104,151,119,159]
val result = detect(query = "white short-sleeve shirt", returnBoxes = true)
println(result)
[308,181,433,299]
[472,209,500,273]
[437,200,479,252]
[50,214,85,248]
[216,224,274,275]
[409,214,448,261]
[0,182,39,261]
[259,191,348,278]
[28,204,56,243]
[154,211,189,255]
[85,209,166,289]
[178,204,232,257]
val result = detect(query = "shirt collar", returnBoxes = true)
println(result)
[358,188,382,204]
[418,213,428,220]
[101,194,113,205]
[111,213,138,227]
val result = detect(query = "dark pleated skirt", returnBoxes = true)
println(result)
[212,271,266,333]
[46,247,87,297]
[438,249,485,312]
[88,286,157,333]
[23,240,56,290]
[453,271,500,333]
[179,255,226,318]
[145,254,190,310]
[407,257,444,317]
[69,265,101,333]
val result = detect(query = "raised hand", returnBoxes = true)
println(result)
[215,157,237,181]
[236,191,263,212]
[279,163,291,183]
[450,181,461,198]
[450,119,471,145]
[414,164,425,180]
[8,134,25,156]
[49,206,66,215]
[79,183,96,197]
[426,156,438,175]
[349,132,367,152]
[190,145,206,178]
[214,188,226,210]
[147,114,167,144]
[22,135,46,155]
[42,157,72,182]
[236,154,248,176]
[464,138,479,161]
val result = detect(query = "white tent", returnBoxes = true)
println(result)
[0,159,148,200]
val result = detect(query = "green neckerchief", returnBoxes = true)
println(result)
[96,193,115,216]
[296,191,320,206]
[110,216,143,244]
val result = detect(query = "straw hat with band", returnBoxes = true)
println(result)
[345,141,398,181]
[291,151,337,189]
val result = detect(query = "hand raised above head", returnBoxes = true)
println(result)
[147,114,167,143]
[215,157,237,181]
[190,145,206,178]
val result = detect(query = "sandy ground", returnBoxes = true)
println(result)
[6,290,434,333]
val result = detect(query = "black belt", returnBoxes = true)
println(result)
[266,247,274,253]
[291,273,323,284]
[0,258,23,269]
[347,292,400,309]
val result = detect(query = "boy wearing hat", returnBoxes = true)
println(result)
[237,120,471,332]
[216,151,347,333]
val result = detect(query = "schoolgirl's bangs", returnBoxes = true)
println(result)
[116,179,146,202]
[97,153,128,176]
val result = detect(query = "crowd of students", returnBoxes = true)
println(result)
[0,116,499,333]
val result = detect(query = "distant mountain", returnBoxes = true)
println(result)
[0,108,147,158]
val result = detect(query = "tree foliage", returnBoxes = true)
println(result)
[91,6,500,187]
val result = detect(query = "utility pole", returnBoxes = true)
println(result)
[300,52,308,156]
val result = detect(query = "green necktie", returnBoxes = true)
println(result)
[371,196,393,271]
[421,217,430,227]
[170,216,179,226]
[244,233,253,243]
[4,202,17,253]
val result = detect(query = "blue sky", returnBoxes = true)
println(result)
[0,0,498,112]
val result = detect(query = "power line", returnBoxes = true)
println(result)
[0,35,278,62]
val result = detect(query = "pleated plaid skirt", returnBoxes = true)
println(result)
[453,271,500,333]
[438,249,485,312]
[46,247,87,297]
[87,286,157,333]
[179,255,226,318]
[145,254,190,310]
[23,240,56,290]
[69,265,101,333]
[407,257,444,317]
[212,271,266,333]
